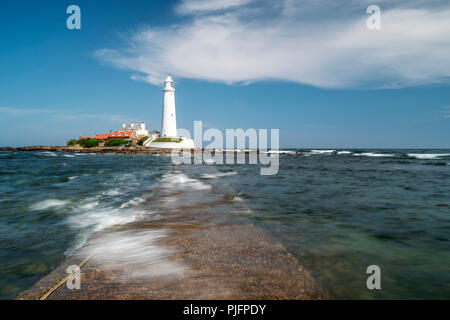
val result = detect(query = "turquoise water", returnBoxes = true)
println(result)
[0,150,449,299]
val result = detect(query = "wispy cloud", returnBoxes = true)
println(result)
[176,0,254,14]
[0,107,131,123]
[95,0,450,89]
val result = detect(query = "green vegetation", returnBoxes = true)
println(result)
[104,139,129,147]
[66,138,102,148]
[152,137,183,143]
[66,139,78,146]
[137,136,149,146]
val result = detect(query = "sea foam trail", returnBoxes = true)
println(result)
[83,229,185,279]
[337,151,352,155]
[120,197,146,208]
[31,199,69,211]
[200,171,238,179]
[408,153,450,159]
[161,171,211,191]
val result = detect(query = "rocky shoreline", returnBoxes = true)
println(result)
[0,145,266,155]
[0,145,185,154]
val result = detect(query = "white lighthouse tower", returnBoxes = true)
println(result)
[161,76,177,138]
[148,76,195,149]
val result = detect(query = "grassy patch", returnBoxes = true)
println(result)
[104,139,129,147]
[152,137,183,143]
[137,136,149,145]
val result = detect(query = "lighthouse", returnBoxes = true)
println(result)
[148,76,195,149]
[161,76,177,138]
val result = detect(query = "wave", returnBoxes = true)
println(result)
[354,153,394,157]
[101,189,121,196]
[161,171,211,191]
[63,154,75,158]
[120,197,146,209]
[200,171,238,179]
[203,157,216,165]
[40,152,57,157]
[407,153,450,160]
[30,199,69,211]
[337,151,352,155]
[303,150,336,156]
[266,150,297,154]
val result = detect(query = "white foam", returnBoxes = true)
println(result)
[63,154,75,158]
[354,152,394,157]
[337,151,352,155]
[41,152,57,157]
[31,199,69,211]
[120,197,146,209]
[203,157,216,165]
[161,171,211,190]
[102,189,121,196]
[68,176,77,181]
[310,150,336,154]
[67,207,142,232]
[200,171,237,179]
[79,200,100,210]
[84,230,185,279]
[266,150,296,154]
[408,153,450,160]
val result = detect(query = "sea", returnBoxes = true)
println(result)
[0,149,449,299]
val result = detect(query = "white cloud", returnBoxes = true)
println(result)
[95,0,450,89]
[176,0,253,14]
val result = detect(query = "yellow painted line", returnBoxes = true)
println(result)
[39,253,93,300]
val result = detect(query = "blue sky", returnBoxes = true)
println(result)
[0,0,449,148]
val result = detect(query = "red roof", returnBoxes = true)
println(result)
[94,134,109,140]
[109,130,132,138]
[79,134,109,140]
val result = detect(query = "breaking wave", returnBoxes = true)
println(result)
[161,171,211,191]
[30,199,70,211]
[354,152,394,157]
[200,171,238,179]
[407,153,450,160]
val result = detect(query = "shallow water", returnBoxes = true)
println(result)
[0,149,449,299]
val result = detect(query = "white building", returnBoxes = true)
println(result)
[161,76,177,138]
[121,122,149,138]
[148,76,195,149]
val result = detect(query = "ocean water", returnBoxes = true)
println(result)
[0,149,449,299]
